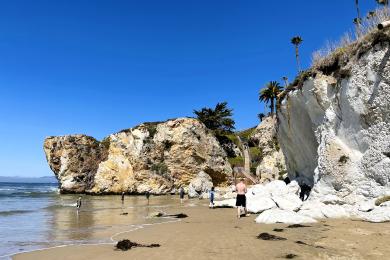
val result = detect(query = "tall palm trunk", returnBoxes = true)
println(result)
[355,0,362,37]
[270,98,274,116]
[295,45,301,73]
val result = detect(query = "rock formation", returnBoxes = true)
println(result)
[44,118,232,194]
[248,116,287,183]
[274,29,390,221]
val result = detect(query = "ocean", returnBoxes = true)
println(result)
[0,182,186,259]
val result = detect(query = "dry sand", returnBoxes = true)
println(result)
[13,204,390,260]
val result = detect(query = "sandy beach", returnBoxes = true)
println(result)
[13,202,390,260]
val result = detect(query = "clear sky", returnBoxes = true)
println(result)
[0,0,380,177]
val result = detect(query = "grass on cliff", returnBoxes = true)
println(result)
[100,137,111,149]
[279,7,390,102]
[237,127,256,142]
[224,133,240,147]
[249,147,263,167]
[228,156,244,167]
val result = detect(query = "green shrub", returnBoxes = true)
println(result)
[250,167,257,175]
[100,137,111,150]
[225,133,240,147]
[228,156,244,167]
[150,162,169,174]
[237,127,256,142]
[143,123,159,137]
[249,147,263,167]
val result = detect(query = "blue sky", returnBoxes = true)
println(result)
[0,0,380,177]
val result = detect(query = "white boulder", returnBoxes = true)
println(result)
[357,207,390,223]
[380,201,390,207]
[272,194,303,212]
[286,180,301,195]
[298,200,326,219]
[321,204,350,218]
[247,197,276,214]
[298,209,325,219]
[255,208,317,224]
[357,200,375,212]
[214,199,235,208]
[320,194,346,205]
[264,180,287,196]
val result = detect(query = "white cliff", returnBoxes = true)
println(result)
[275,29,390,221]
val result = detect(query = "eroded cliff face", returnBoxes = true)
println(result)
[44,118,232,194]
[44,135,108,193]
[277,41,390,201]
[249,116,287,183]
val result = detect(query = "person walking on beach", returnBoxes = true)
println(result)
[145,191,150,205]
[209,187,215,208]
[76,197,82,210]
[235,178,247,218]
[179,187,185,203]
[121,192,125,202]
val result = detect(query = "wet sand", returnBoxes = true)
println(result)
[13,203,390,260]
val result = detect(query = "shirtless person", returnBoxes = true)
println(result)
[235,178,247,218]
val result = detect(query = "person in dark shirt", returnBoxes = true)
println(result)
[179,187,185,203]
[145,191,150,205]
[76,197,82,210]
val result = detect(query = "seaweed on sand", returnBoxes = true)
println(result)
[286,224,311,228]
[256,233,287,241]
[116,239,160,251]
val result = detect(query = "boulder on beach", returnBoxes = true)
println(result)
[255,208,317,224]
[188,171,213,198]
[247,197,276,214]
[320,204,350,219]
[214,198,236,208]
[272,194,302,212]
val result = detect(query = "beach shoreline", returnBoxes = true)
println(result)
[12,203,390,260]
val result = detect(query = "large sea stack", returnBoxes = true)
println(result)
[44,118,232,194]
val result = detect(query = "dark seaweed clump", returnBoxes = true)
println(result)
[116,239,160,251]
[287,224,311,228]
[257,233,287,241]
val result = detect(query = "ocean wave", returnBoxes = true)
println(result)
[0,210,34,217]
[0,184,59,198]
[0,190,59,198]
[44,203,77,210]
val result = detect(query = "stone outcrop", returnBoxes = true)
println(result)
[277,39,390,202]
[44,118,232,194]
[214,179,388,223]
[275,30,390,221]
[44,135,108,193]
[248,116,287,183]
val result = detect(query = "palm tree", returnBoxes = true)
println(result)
[376,0,389,7]
[193,102,235,133]
[259,81,283,116]
[282,76,289,88]
[257,113,265,122]
[291,36,303,73]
